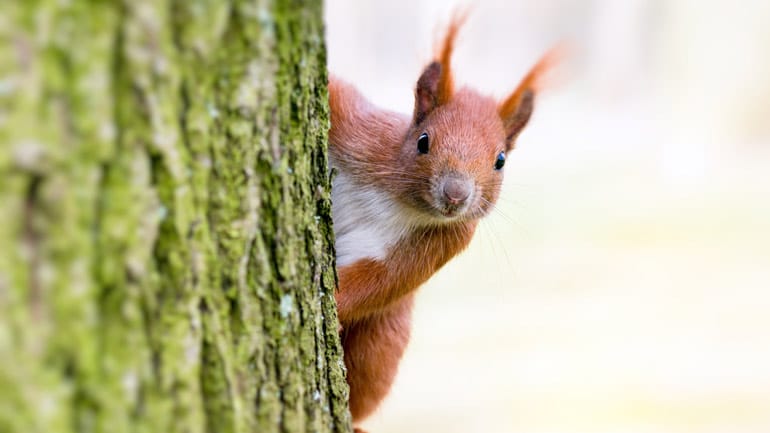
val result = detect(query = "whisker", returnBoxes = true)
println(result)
[483,213,515,271]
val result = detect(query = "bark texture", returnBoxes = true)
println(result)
[0,1,351,432]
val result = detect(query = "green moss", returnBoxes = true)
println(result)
[0,0,351,432]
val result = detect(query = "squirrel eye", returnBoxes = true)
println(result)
[417,132,430,154]
[494,151,506,170]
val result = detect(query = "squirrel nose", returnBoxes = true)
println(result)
[442,177,472,206]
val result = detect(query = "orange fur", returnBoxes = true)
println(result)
[342,294,414,421]
[328,16,557,429]
[335,223,477,324]
[435,10,468,105]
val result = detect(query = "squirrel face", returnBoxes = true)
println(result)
[395,88,507,223]
[384,15,557,225]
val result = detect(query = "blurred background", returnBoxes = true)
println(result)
[325,1,770,432]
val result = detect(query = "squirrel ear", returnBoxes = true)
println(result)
[500,89,535,152]
[498,47,561,151]
[414,62,442,125]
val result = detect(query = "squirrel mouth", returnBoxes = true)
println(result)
[440,207,462,218]
[434,199,472,221]
[406,179,476,223]
[407,195,468,222]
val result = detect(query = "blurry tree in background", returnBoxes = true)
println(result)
[0,1,352,433]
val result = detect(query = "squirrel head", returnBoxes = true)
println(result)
[394,14,559,223]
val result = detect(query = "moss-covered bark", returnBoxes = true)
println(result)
[0,1,351,432]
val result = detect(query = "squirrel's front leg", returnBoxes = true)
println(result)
[341,293,414,424]
[335,258,407,324]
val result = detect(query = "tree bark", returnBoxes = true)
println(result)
[0,1,351,432]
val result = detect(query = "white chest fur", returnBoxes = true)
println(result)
[331,171,416,267]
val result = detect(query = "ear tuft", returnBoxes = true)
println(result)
[435,10,468,105]
[412,11,469,125]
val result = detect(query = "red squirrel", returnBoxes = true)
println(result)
[328,16,556,429]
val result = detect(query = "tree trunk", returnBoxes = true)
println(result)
[0,1,351,432]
